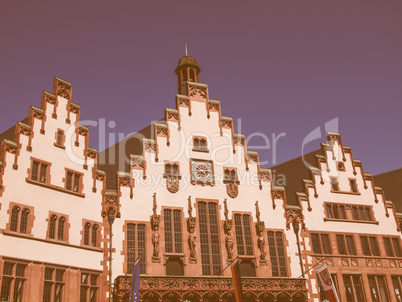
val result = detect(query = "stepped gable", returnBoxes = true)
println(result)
[270,149,323,205]
[374,168,402,212]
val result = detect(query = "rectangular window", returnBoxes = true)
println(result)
[384,237,402,257]
[43,268,64,302]
[163,209,183,254]
[31,160,48,183]
[368,275,390,302]
[343,274,365,302]
[193,136,208,151]
[66,170,82,192]
[330,177,339,191]
[126,223,146,274]
[337,234,356,255]
[198,202,221,275]
[361,235,380,256]
[0,262,26,302]
[352,206,373,221]
[80,273,99,302]
[267,231,288,277]
[318,274,339,302]
[350,179,358,193]
[234,214,253,256]
[311,233,331,255]
[392,276,402,302]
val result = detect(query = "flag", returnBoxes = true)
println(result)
[315,263,339,302]
[129,258,141,302]
[230,259,244,302]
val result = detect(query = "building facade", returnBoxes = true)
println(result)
[0,54,400,302]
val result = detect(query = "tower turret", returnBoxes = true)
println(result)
[175,49,201,94]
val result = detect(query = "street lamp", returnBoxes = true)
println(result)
[108,208,116,302]
[292,221,305,278]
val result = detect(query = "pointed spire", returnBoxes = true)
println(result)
[188,196,193,218]
[185,42,188,56]
[255,201,261,222]
[153,193,157,215]
[223,198,228,221]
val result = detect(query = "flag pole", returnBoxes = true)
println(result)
[298,257,326,278]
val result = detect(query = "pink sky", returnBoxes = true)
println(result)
[0,0,401,175]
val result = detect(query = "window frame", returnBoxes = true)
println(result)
[330,177,340,191]
[311,233,332,255]
[233,213,254,256]
[7,203,34,235]
[383,237,402,258]
[343,274,366,302]
[125,222,146,274]
[368,275,391,302]
[192,136,208,152]
[80,272,99,302]
[81,220,101,248]
[163,208,183,254]
[65,169,83,193]
[43,267,65,302]
[267,230,288,277]
[223,167,239,184]
[360,235,380,256]
[29,157,51,184]
[197,201,222,276]
[47,212,69,242]
[163,161,181,179]
[54,129,65,149]
[0,261,27,302]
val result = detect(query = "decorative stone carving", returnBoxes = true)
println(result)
[341,258,349,267]
[208,102,220,111]
[151,193,161,263]
[113,275,308,302]
[247,153,258,163]
[286,208,306,231]
[166,177,179,194]
[102,191,120,219]
[78,127,88,136]
[366,259,373,268]
[350,258,358,267]
[221,119,232,128]
[187,196,197,263]
[87,149,97,159]
[255,201,267,265]
[56,82,71,100]
[118,177,131,187]
[70,103,80,114]
[96,172,105,181]
[226,183,238,198]
[189,85,207,99]
[223,199,234,263]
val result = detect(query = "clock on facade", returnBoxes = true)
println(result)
[190,159,214,184]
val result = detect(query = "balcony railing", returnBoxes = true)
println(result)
[113,275,307,302]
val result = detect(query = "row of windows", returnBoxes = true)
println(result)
[0,262,99,302]
[329,177,359,193]
[30,159,83,193]
[318,274,402,302]
[326,203,374,222]
[9,206,100,247]
[311,233,401,257]
[126,207,287,277]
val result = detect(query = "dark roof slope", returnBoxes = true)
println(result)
[270,149,323,205]
[374,168,402,212]
[97,119,164,190]
[0,117,29,143]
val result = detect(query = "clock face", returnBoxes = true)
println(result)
[191,160,213,183]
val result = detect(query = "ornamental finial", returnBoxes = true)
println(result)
[188,196,193,218]
[224,198,228,221]
[153,193,157,215]
[185,42,188,56]
[255,201,260,222]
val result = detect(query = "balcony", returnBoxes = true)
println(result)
[113,275,307,302]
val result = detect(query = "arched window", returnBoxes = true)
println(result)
[84,223,91,245]
[189,69,195,82]
[200,139,207,150]
[165,164,171,175]
[92,224,98,247]
[193,138,199,149]
[230,170,236,181]
[171,164,178,176]
[56,130,63,146]
[10,206,20,232]
[58,217,65,241]
[20,209,29,234]
[224,169,230,181]
[49,215,57,239]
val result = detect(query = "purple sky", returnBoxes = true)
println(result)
[1,1,401,175]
